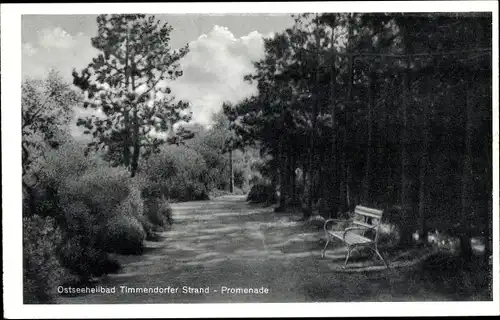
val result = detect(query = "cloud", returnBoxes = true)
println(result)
[22,24,273,134]
[168,25,271,126]
[22,43,38,56]
[38,27,76,49]
[22,27,99,81]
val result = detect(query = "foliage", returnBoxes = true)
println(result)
[140,111,260,202]
[60,166,131,222]
[141,144,209,201]
[22,70,79,177]
[24,139,165,291]
[143,195,173,230]
[23,216,66,304]
[185,111,260,193]
[103,212,146,255]
[247,182,277,204]
[229,12,492,255]
[58,234,120,282]
[72,14,191,176]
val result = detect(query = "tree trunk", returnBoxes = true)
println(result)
[346,164,352,212]
[130,108,140,177]
[306,130,315,217]
[398,20,415,247]
[342,15,354,213]
[330,56,338,218]
[375,81,386,206]
[123,127,131,169]
[123,27,132,171]
[305,25,322,218]
[317,140,325,204]
[287,143,296,205]
[277,130,287,211]
[270,170,278,205]
[384,80,394,205]
[484,188,492,262]
[475,19,491,263]
[302,160,307,196]
[291,151,297,204]
[364,70,374,204]
[460,82,474,261]
[483,94,492,262]
[229,149,234,193]
[418,77,431,242]
[399,60,413,247]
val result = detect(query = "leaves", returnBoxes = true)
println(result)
[22,70,80,176]
[228,12,492,224]
[72,14,191,174]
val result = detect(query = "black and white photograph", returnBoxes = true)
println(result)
[2,1,499,318]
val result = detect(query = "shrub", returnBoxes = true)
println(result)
[59,166,150,253]
[247,182,277,204]
[60,166,131,223]
[61,201,95,234]
[58,235,120,282]
[28,141,99,222]
[144,196,173,230]
[142,145,210,202]
[55,164,145,272]
[377,223,401,248]
[102,213,146,255]
[208,189,228,199]
[232,187,246,195]
[38,141,96,189]
[57,166,147,255]
[99,183,147,254]
[23,216,66,304]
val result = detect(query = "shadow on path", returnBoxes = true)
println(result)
[58,195,458,303]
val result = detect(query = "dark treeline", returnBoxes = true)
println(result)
[226,13,492,258]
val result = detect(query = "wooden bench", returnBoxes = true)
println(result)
[321,205,388,268]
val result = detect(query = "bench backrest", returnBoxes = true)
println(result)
[352,205,384,241]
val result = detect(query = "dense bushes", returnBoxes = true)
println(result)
[22,108,260,303]
[58,235,120,282]
[23,141,174,303]
[142,145,210,202]
[103,213,146,255]
[22,119,260,302]
[60,167,131,222]
[247,182,277,204]
[143,194,173,230]
[23,216,66,304]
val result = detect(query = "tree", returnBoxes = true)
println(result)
[22,70,79,216]
[214,103,240,193]
[230,12,492,248]
[72,14,190,177]
[22,70,78,174]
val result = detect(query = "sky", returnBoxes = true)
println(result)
[21,14,295,128]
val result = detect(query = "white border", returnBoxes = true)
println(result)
[2,1,499,318]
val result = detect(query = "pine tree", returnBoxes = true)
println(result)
[72,14,190,177]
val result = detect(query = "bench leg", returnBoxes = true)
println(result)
[376,250,388,268]
[343,247,353,269]
[321,238,330,258]
[370,246,389,268]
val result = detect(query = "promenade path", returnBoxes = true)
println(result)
[58,195,462,303]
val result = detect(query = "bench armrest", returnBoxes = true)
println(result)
[324,219,349,232]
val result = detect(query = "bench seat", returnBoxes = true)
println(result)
[329,231,374,246]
